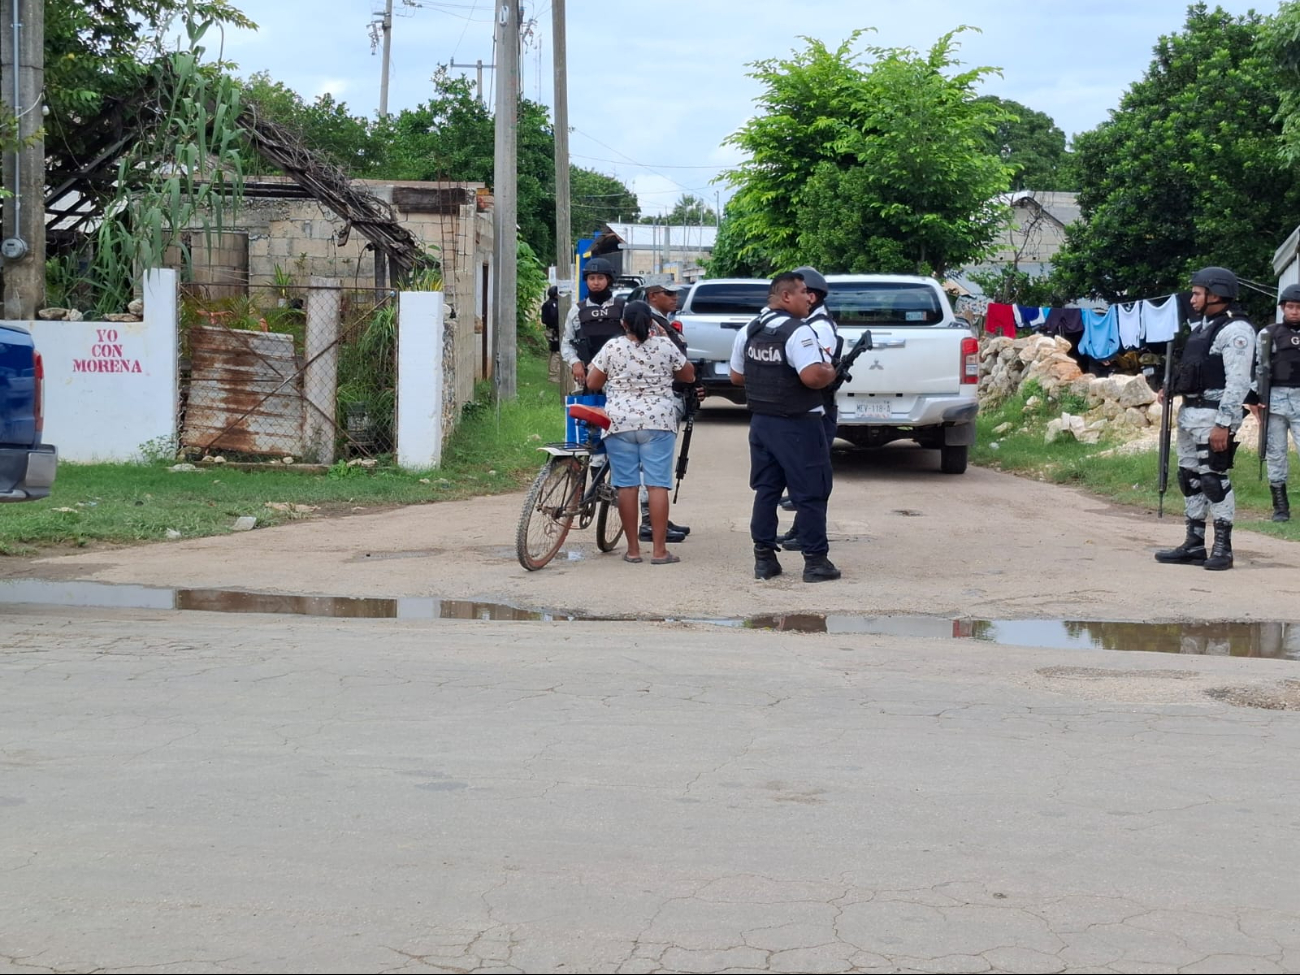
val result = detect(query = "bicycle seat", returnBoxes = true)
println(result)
[567,403,611,429]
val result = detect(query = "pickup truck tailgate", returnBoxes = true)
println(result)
[837,326,966,394]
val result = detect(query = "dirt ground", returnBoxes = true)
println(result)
[5,401,1299,624]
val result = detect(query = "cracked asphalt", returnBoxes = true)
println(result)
[3,410,1300,973]
[3,607,1300,974]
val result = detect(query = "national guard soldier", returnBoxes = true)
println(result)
[779,266,839,552]
[1252,284,1300,522]
[560,257,625,392]
[1155,267,1255,571]
[729,272,841,583]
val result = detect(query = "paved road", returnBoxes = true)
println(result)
[9,404,1300,624]
[3,605,1300,974]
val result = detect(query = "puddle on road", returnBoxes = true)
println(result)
[1,579,1298,659]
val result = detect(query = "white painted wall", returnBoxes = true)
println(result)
[28,269,179,462]
[396,290,446,471]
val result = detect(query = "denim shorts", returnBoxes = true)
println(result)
[603,428,676,488]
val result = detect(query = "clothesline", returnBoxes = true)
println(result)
[969,294,1184,356]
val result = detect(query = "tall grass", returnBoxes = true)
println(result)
[973,381,1300,540]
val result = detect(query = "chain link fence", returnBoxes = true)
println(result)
[178,278,397,462]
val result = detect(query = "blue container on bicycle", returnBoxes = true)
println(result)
[564,393,607,448]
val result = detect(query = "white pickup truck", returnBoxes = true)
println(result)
[676,273,979,474]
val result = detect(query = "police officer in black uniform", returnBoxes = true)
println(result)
[560,257,626,390]
[729,272,841,583]
[779,266,839,551]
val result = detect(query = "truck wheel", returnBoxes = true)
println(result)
[940,444,968,475]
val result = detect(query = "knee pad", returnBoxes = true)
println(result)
[1177,467,1200,498]
[1200,471,1230,503]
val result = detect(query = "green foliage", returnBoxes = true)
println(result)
[640,194,717,226]
[44,0,254,169]
[87,9,248,314]
[570,166,641,243]
[973,95,1075,191]
[1054,4,1299,321]
[966,265,1071,305]
[335,303,398,456]
[240,72,374,175]
[715,29,1014,277]
[516,239,550,355]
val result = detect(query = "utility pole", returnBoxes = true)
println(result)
[1,0,45,320]
[378,0,393,117]
[551,0,573,338]
[450,59,495,107]
[491,0,519,400]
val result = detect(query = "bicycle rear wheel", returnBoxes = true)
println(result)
[516,457,584,571]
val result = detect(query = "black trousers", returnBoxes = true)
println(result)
[749,412,832,556]
[790,406,837,541]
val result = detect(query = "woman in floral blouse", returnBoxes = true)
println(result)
[587,300,696,564]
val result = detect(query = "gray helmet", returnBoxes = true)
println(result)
[1191,266,1238,300]
[1279,284,1300,304]
[793,265,829,295]
[583,257,615,280]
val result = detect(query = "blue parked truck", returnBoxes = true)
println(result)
[0,323,56,502]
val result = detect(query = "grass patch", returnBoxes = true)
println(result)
[0,353,566,555]
[972,380,1300,541]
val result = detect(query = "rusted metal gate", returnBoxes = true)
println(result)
[179,283,397,462]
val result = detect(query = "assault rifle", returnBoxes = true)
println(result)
[1157,340,1175,519]
[672,366,705,504]
[1257,325,1272,481]
[831,328,875,390]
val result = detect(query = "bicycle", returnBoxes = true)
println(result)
[516,402,625,571]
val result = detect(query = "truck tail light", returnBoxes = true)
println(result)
[33,351,45,433]
[670,319,684,332]
[961,336,979,384]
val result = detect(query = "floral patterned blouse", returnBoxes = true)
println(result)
[590,334,686,434]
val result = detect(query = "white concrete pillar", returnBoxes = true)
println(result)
[396,290,445,470]
[304,277,341,464]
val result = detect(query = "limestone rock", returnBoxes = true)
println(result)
[127,298,145,316]
[37,307,68,320]
[66,309,84,321]
[1117,375,1157,409]
[993,422,1013,435]
[104,313,142,323]
[231,516,257,532]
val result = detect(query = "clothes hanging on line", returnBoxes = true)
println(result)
[1079,307,1120,360]
[1116,301,1143,350]
[1140,294,1181,343]
[1044,307,1084,335]
[985,302,1017,338]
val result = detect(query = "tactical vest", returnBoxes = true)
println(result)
[1170,313,1245,396]
[743,311,822,417]
[576,298,625,364]
[1269,324,1300,387]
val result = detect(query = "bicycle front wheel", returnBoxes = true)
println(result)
[516,457,584,571]
[595,497,625,552]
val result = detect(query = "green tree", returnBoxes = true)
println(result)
[715,30,1014,277]
[1055,4,1299,317]
[973,95,1074,190]
[640,193,717,226]
[240,73,373,176]
[371,70,637,265]
[45,0,254,162]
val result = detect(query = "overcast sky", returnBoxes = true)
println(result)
[219,0,1270,221]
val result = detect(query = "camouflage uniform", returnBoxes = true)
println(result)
[1174,315,1255,524]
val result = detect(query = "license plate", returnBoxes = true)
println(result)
[854,400,891,419]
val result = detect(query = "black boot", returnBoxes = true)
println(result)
[1203,519,1234,571]
[780,532,805,552]
[640,502,687,542]
[754,544,782,580]
[802,554,842,583]
[1154,518,1207,564]
[1271,482,1291,523]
